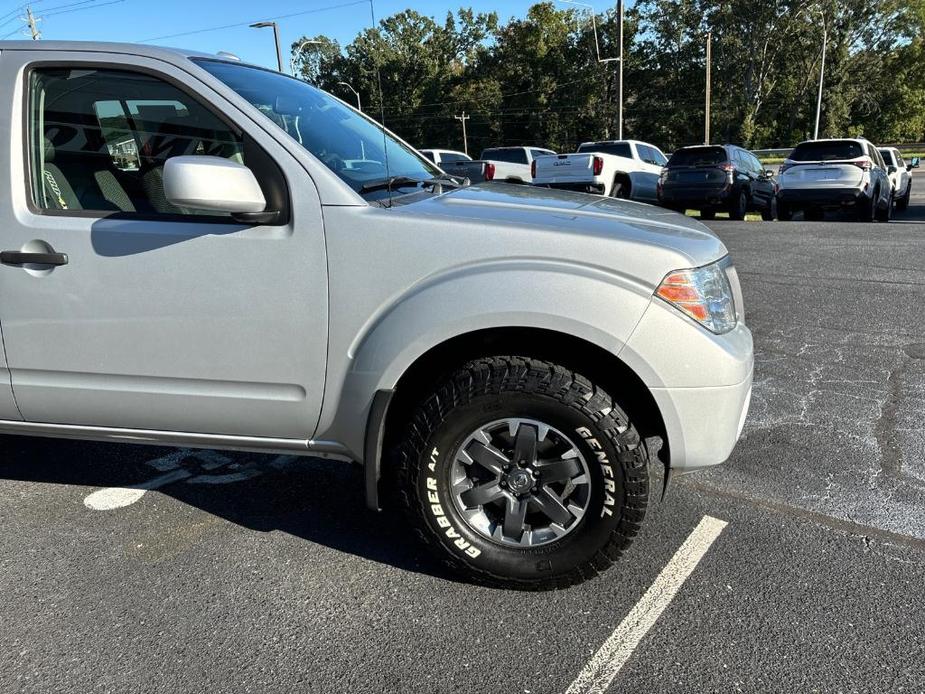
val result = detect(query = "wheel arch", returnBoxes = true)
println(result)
[367,326,668,510]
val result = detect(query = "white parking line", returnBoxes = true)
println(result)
[566,515,729,694]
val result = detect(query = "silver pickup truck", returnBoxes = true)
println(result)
[0,41,753,589]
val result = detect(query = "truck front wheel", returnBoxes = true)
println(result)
[393,356,649,589]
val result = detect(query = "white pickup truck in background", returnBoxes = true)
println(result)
[441,146,555,183]
[531,140,668,201]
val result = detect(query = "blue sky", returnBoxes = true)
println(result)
[0,0,566,69]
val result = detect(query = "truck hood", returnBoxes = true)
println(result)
[397,182,728,280]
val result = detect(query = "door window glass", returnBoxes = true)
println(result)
[30,67,245,216]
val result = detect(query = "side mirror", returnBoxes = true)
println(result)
[911,157,921,169]
[763,169,775,178]
[888,165,897,175]
[164,156,278,224]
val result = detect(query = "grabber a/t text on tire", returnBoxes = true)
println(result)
[394,357,649,589]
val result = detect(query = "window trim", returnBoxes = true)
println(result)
[22,60,290,226]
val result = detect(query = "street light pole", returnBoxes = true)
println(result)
[705,31,711,145]
[616,0,623,140]
[250,21,284,73]
[292,39,323,77]
[337,81,362,112]
[560,1,622,138]
[813,23,827,140]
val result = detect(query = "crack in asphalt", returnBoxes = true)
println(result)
[680,478,925,553]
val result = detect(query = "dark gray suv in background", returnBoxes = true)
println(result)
[657,145,778,221]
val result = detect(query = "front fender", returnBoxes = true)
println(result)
[316,261,655,464]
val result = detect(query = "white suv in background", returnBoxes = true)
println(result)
[777,138,893,222]
[879,146,918,212]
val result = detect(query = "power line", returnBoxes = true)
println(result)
[43,0,123,18]
[40,0,106,16]
[137,0,367,43]
[1,0,124,37]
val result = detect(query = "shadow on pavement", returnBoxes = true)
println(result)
[0,434,462,583]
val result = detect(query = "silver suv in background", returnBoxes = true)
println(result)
[0,41,752,589]
[776,138,893,222]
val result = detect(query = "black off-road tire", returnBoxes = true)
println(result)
[391,356,649,590]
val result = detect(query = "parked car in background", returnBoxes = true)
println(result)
[419,148,471,166]
[531,140,668,202]
[879,147,917,211]
[777,138,893,222]
[657,144,777,220]
[441,146,555,184]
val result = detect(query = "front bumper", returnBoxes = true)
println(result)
[618,298,754,474]
[649,367,753,475]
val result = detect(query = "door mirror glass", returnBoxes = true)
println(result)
[164,156,267,214]
[888,165,898,174]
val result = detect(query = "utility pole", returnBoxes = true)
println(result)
[25,6,40,40]
[454,112,470,156]
[704,32,712,145]
[616,0,623,140]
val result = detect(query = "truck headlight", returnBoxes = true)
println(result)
[655,259,737,334]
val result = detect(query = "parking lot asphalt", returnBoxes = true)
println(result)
[2,175,924,694]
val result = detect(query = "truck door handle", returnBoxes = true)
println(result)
[1,250,69,266]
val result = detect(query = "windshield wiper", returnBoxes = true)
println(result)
[360,175,469,195]
[359,176,424,194]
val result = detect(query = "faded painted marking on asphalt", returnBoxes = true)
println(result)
[566,515,728,694]
[83,468,193,510]
[83,449,299,510]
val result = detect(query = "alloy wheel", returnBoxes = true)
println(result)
[449,418,592,547]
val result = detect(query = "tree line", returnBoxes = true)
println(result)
[292,0,925,154]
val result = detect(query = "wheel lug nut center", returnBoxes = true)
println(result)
[505,468,535,494]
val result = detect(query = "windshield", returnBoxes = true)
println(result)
[669,146,727,167]
[195,59,439,201]
[578,142,632,158]
[789,140,865,162]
